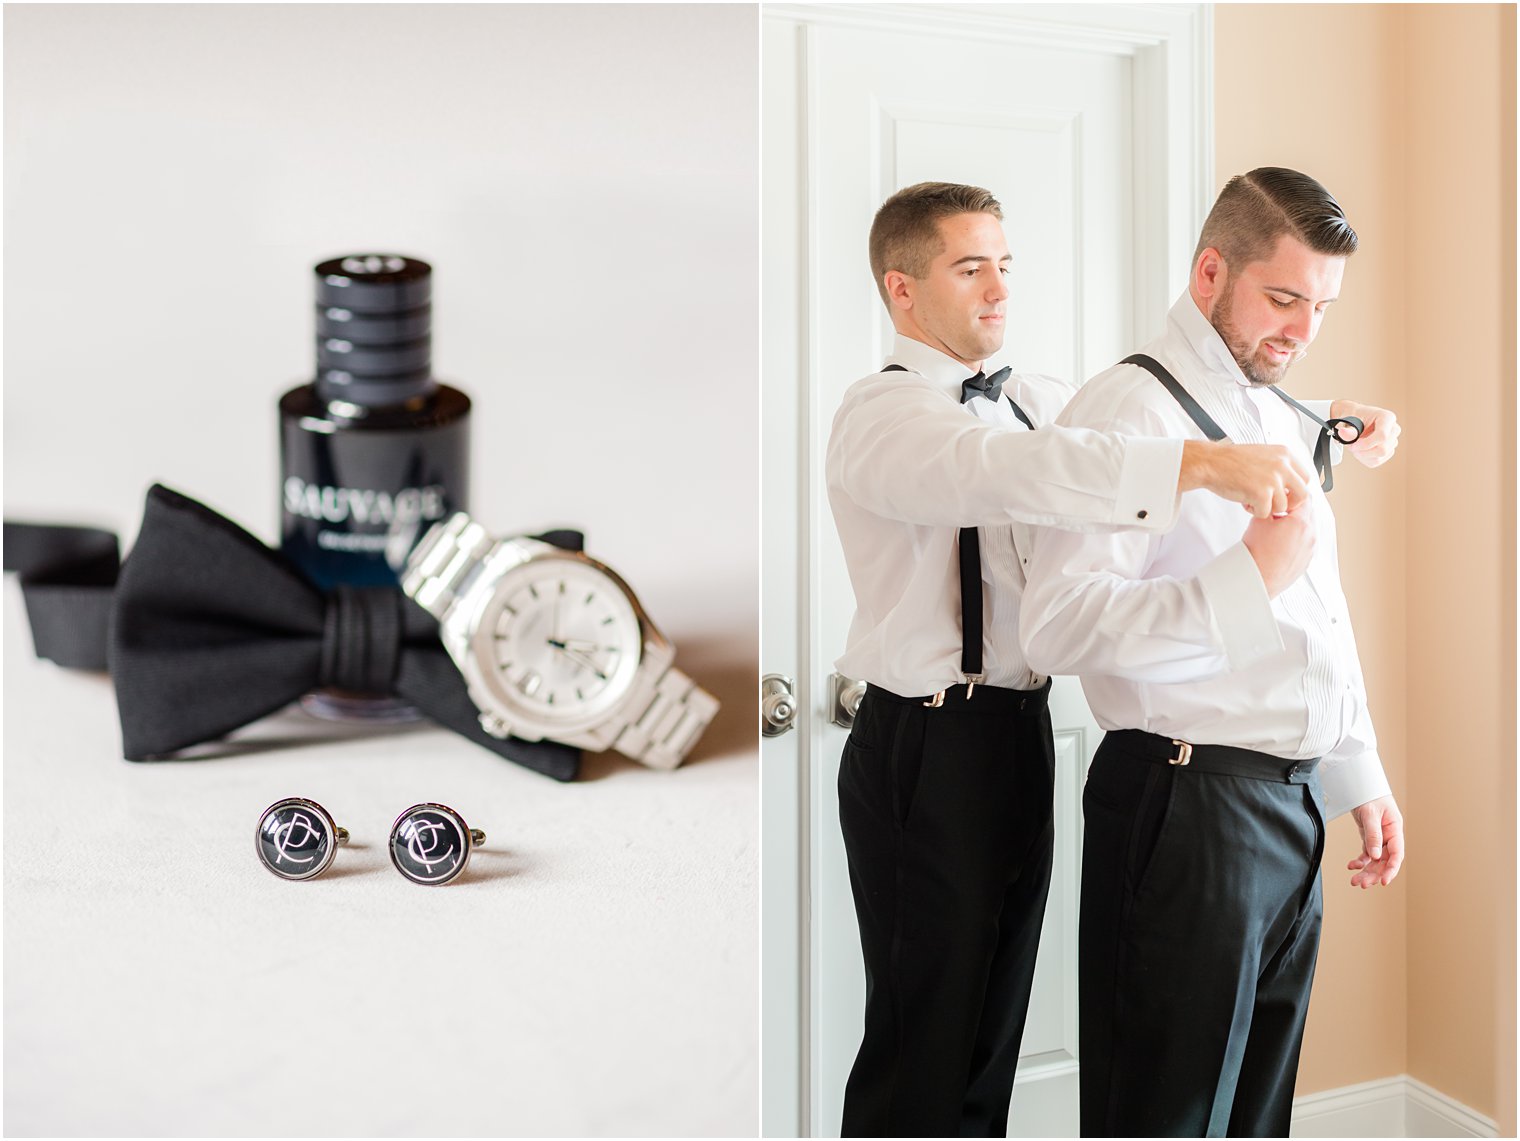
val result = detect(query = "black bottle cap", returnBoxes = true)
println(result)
[316,304,431,345]
[311,254,436,406]
[314,255,432,313]
[317,333,432,377]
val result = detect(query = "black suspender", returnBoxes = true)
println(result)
[1120,354,1363,493]
[1120,354,1226,439]
[881,364,1036,697]
[1268,387,1363,493]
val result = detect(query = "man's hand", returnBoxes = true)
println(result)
[1347,795,1404,888]
[1241,510,1316,597]
[1179,440,1315,518]
[1329,401,1401,468]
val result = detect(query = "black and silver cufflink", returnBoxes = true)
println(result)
[389,802,485,886]
[256,797,350,881]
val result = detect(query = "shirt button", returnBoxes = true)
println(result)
[1137,509,1149,520]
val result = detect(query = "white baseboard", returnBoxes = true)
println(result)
[1405,1077,1502,1138]
[1291,1075,1406,1136]
[1291,1074,1498,1137]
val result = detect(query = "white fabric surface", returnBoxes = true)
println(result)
[826,333,1185,696]
[1020,294,1389,818]
[3,579,758,1136]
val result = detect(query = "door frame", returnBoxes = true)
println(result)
[760,6,1214,1135]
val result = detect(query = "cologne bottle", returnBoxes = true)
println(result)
[279,254,471,721]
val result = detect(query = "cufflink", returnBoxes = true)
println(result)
[389,803,486,886]
[256,797,350,881]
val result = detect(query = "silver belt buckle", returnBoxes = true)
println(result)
[922,690,946,708]
[1170,739,1193,766]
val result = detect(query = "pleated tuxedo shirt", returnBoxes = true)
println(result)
[826,334,1185,698]
[1020,295,1390,819]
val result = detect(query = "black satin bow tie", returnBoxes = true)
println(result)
[960,366,1012,405]
[3,484,583,780]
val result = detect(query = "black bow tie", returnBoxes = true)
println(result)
[3,484,582,780]
[960,366,1012,405]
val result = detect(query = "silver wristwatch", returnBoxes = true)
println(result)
[401,512,719,770]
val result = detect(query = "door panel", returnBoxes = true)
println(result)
[805,21,1129,1138]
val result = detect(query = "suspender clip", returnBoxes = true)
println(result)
[1170,739,1193,766]
[963,673,985,699]
[922,690,946,708]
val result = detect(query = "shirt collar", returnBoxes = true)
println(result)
[1167,291,1253,389]
[884,333,982,399]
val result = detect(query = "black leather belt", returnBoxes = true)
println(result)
[1107,728,1319,784]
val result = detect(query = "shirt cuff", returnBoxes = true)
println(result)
[1196,541,1282,671]
[1320,752,1393,820]
[1113,436,1184,531]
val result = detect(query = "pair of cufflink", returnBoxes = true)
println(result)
[255,797,485,886]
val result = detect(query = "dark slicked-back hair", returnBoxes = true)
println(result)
[1193,167,1358,272]
[869,182,1003,305]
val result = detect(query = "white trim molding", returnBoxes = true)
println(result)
[1291,1075,1499,1138]
[766,3,1198,55]
[762,2,1213,329]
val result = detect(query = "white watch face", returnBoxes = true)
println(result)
[471,554,643,728]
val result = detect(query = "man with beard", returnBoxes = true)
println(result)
[826,179,1401,1137]
[1020,167,1404,1137]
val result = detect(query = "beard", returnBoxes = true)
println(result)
[1210,286,1299,387]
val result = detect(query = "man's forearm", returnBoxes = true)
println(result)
[835,387,1183,531]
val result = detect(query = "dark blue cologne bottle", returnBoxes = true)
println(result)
[279,254,471,720]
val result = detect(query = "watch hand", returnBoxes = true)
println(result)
[544,639,610,680]
[561,648,609,680]
[547,638,608,654]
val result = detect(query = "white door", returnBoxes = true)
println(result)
[760,5,1211,1137]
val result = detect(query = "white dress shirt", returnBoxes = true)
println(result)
[1019,295,1390,819]
[827,334,1185,697]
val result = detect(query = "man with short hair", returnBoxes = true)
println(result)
[826,180,1400,1137]
[1020,167,1404,1137]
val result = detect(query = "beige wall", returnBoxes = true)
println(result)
[1216,5,1515,1131]
[1402,4,1517,1130]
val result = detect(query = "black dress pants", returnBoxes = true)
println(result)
[1078,731,1327,1138]
[838,681,1055,1138]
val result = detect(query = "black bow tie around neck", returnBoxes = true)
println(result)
[960,366,1013,406]
[3,484,583,780]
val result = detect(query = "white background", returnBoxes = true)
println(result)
[4,5,758,1136]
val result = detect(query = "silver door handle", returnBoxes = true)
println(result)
[761,673,797,736]
[830,673,866,729]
